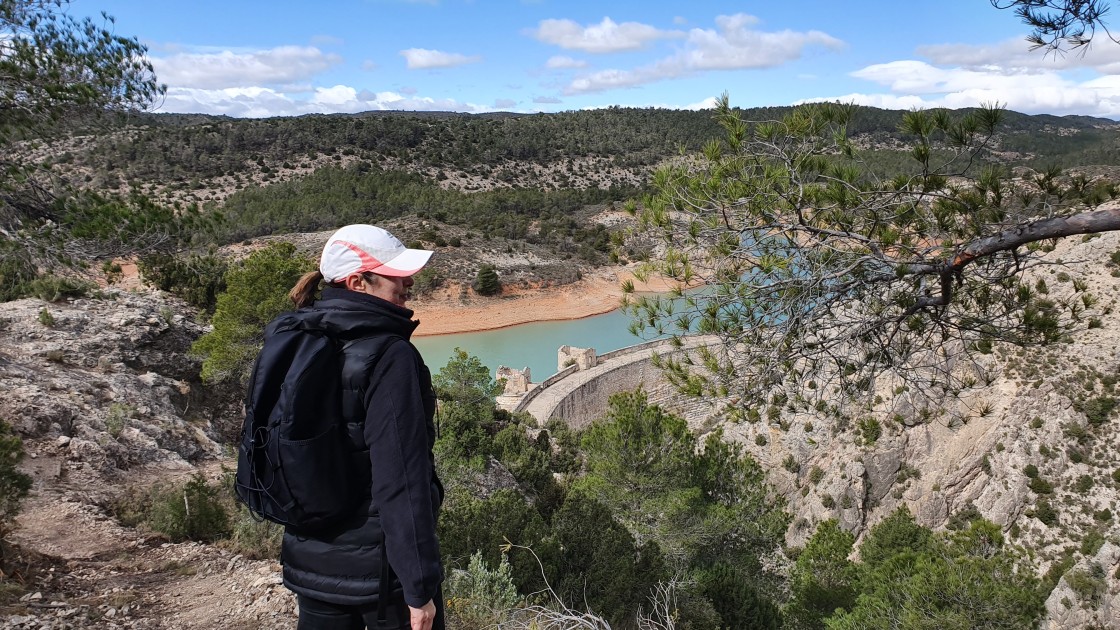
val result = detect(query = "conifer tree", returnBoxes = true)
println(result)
[472,264,501,296]
[628,96,1120,412]
[991,0,1117,52]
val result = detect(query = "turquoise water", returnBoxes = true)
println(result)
[413,308,648,381]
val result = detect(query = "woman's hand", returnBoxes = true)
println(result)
[409,599,436,630]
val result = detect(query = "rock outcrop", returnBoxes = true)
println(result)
[0,289,229,480]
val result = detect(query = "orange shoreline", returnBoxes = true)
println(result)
[411,273,631,337]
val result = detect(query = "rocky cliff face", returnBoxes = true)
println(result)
[0,289,230,483]
[705,232,1120,628]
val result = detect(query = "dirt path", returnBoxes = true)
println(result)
[2,448,294,629]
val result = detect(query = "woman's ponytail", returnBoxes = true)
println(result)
[289,270,324,308]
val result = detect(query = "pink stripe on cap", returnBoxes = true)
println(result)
[319,224,434,283]
[336,240,383,269]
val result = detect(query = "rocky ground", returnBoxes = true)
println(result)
[0,290,297,628]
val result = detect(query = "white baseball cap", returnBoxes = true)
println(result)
[319,225,433,282]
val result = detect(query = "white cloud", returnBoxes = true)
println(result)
[546,55,587,69]
[152,46,342,89]
[361,59,379,71]
[400,48,482,69]
[684,96,720,110]
[850,60,1043,94]
[530,17,678,53]
[681,14,843,70]
[564,13,844,94]
[311,85,359,106]
[801,59,1120,117]
[673,16,688,26]
[800,88,1120,116]
[157,85,492,117]
[917,37,1120,74]
[533,95,562,104]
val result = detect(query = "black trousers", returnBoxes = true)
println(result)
[296,590,445,630]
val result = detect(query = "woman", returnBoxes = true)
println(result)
[281,224,444,630]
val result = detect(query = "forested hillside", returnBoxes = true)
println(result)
[8,103,1119,299]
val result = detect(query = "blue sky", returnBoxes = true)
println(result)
[73,0,1120,118]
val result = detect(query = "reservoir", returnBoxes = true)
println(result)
[413,308,646,382]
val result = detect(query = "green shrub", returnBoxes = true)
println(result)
[1075,396,1117,426]
[101,260,123,284]
[1065,567,1106,607]
[27,275,95,302]
[445,552,520,630]
[0,252,37,302]
[1043,552,1076,593]
[946,503,982,530]
[105,403,134,438]
[137,252,228,312]
[1033,499,1059,526]
[146,474,231,542]
[548,493,667,627]
[0,421,32,549]
[438,490,552,597]
[1028,476,1054,495]
[897,464,921,483]
[858,418,882,445]
[1074,474,1094,494]
[410,267,444,298]
[37,307,54,327]
[694,562,781,630]
[782,454,800,474]
[191,243,314,384]
[1080,530,1106,557]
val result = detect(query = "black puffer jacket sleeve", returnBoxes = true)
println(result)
[363,338,442,608]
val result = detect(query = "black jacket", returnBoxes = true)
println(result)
[281,288,443,609]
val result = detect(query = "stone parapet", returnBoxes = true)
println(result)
[520,335,717,428]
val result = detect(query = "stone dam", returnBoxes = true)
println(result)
[497,335,719,428]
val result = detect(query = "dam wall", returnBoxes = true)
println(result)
[517,335,719,429]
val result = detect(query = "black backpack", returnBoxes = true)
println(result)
[235,311,361,532]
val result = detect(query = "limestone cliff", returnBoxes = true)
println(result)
[702,232,1120,628]
[0,289,228,483]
